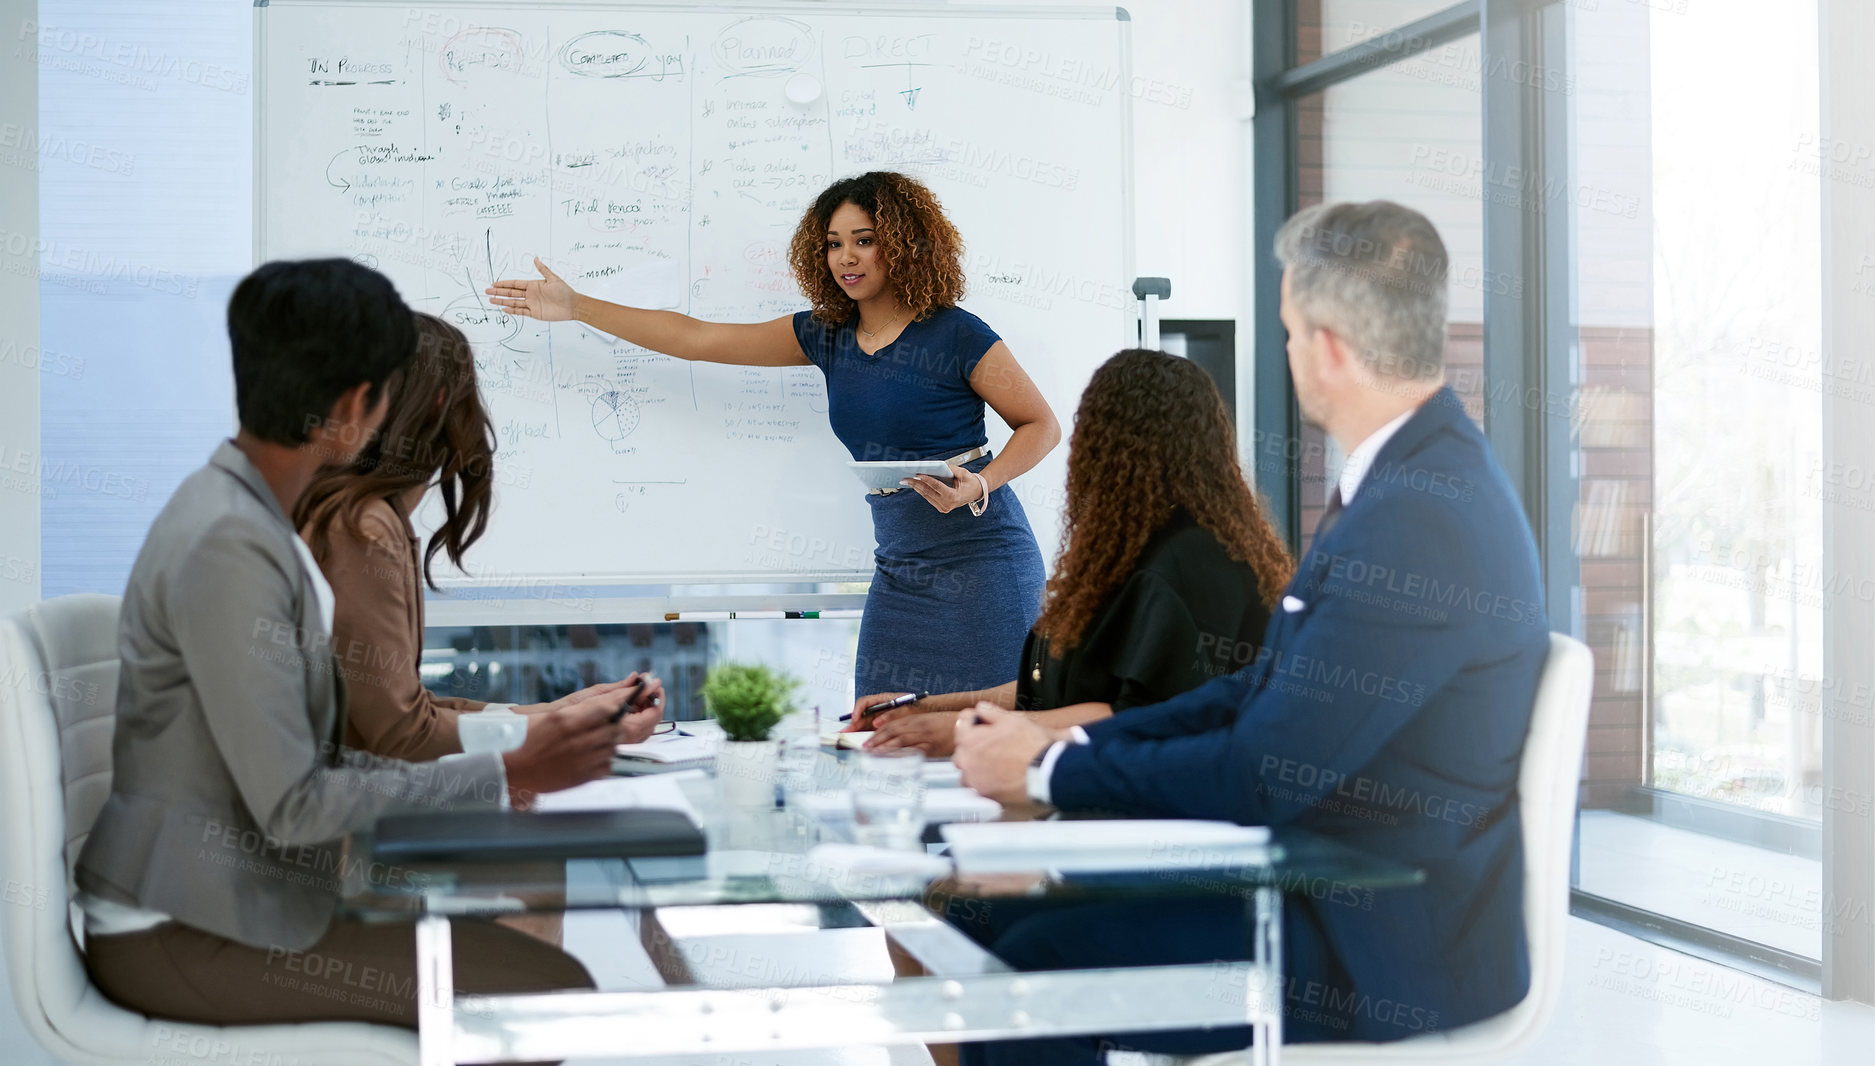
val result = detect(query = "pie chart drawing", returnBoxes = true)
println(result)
[592,391,641,449]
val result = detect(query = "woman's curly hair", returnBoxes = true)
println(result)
[788,171,966,325]
[1034,350,1295,651]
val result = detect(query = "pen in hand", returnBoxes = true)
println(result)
[841,690,930,722]
[607,681,649,724]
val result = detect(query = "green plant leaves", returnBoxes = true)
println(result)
[700,661,801,742]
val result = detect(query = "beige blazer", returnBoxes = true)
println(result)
[308,496,486,761]
[75,442,506,951]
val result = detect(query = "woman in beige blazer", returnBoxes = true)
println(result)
[297,313,662,760]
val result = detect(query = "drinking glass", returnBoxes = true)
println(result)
[851,749,925,849]
[776,730,822,807]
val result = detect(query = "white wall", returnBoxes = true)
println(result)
[0,0,41,615]
[958,0,1253,315]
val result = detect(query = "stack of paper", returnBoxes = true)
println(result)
[534,771,706,825]
[941,820,1272,874]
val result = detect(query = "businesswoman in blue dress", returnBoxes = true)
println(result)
[489,171,1059,699]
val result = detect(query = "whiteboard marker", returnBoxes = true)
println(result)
[660,609,865,621]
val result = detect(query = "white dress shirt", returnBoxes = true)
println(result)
[1026,726,1091,805]
[1336,407,1416,506]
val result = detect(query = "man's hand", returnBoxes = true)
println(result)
[953,704,1056,806]
[865,709,961,757]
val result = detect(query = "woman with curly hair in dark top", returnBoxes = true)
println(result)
[489,171,1060,703]
[850,349,1293,756]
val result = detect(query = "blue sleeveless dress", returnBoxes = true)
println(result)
[793,307,1046,698]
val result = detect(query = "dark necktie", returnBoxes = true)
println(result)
[1317,486,1346,539]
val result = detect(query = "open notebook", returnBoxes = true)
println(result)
[614,732,717,767]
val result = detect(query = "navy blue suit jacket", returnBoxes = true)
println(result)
[1050,388,1549,1040]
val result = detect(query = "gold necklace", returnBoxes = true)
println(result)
[858,303,905,339]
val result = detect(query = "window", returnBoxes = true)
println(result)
[1293,30,1485,550]
[1254,0,1873,997]
[1562,0,1827,965]
[34,0,250,597]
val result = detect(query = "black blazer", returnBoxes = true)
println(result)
[1014,509,1272,713]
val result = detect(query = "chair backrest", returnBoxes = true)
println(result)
[1506,633,1593,1041]
[1132,634,1600,1066]
[0,595,122,1036]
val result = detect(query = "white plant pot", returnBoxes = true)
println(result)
[717,739,778,808]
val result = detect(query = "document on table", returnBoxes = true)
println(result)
[533,770,707,827]
[941,820,1272,873]
[792,787,1001,824]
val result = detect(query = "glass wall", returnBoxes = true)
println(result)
[1317,0,1467,50]
[1259,0,1865,988]
[1292,23,1484,550]
[1563,0,1826,959]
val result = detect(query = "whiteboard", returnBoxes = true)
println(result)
[257,1,1133,584]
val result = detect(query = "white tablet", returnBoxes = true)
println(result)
[847,460,957,492]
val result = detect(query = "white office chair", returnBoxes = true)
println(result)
[0,594,417,1066]
[1134,632,1594,1066]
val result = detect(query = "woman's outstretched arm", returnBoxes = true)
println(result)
[489,257,807,367]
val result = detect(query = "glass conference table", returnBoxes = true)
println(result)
[341,757,1421,1066]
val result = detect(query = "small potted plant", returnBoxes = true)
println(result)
[702,662,799,807]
